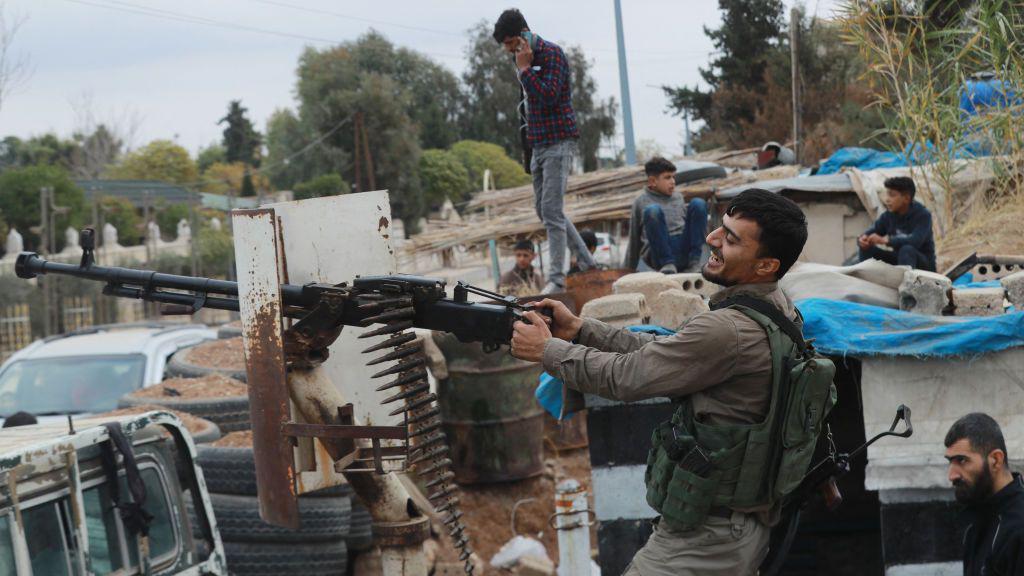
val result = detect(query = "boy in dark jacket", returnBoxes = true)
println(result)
[945,413,1024,576]
[858,176,937,272]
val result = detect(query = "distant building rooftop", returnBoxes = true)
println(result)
[75,180,258,210]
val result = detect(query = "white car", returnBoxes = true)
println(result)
[0,322,216,422]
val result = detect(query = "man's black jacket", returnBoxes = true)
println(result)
[863,200,937,269]
[963,473,1024,576]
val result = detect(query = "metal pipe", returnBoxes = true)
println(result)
[287,367,428,576]
[553,479,592,576]
[614,0,637,165]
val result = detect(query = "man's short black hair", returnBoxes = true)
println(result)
[725,189,808,279]
[644,156,676,177]
[884,176,916,200]
[945,412,1008,461]
[514,239,535,253]
[3,411,37,428]
[493,9,528,43]
[580,229,598,251]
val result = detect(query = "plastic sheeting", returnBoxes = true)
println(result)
[798,298,1024,357]
[817,147,908,176]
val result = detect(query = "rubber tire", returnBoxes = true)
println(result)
[674,164,727,184]
[119,394,250,433]
[346,498,374,552]
[199,493,350,543]
[223,540,348,576]
[217,324,243,340]
[195,445,348,497]
[166,345,248,382]
[190,417,222,444]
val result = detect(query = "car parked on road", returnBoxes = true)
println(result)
[0,323,216,422]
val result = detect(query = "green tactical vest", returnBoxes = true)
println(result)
[644,297,837,531]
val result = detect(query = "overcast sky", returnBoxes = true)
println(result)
[0,0,841,158]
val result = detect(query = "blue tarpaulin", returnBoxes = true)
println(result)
[817,147,908,175]
[798,298,1024,357]
[535,302,1024,418]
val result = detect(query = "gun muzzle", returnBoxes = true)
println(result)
[15,252,42,279]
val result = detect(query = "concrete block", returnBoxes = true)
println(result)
[1001,270,1024,310]
[512,555,556,576]
[649,288,709,329]
[951,287,1006,316]
[580,293,649,328]
[612,272,679,306]
[898,269,951,315]
[666,272,719,298]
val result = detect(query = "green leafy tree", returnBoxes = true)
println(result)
[107,140,199,184]
[155,201,190,240]
[219,100,262,167]
[450,140,531,193]
[98,195,142,246]
[293,173,349,200]
[419,149,470,207]
[566,47,619,171]
[0,134,81,172]
[295,33,427,228]
[663,0,784,134]
[461,22,523,160]
[264,108,349,191]
[0,165,86,251]
[196,143,226,173]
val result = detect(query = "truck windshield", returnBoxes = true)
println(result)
[0,355,146,416]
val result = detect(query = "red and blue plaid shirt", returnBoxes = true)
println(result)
[518,37,579,148]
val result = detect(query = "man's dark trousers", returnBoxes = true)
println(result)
[859,244,936,272]
[642,199,707,271]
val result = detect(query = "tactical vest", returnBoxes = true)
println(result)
[644,296,837,531]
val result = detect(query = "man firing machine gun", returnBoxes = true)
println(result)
[14,228,914,576]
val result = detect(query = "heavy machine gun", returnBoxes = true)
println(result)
[15,228,554,573]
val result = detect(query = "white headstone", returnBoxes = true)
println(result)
[209,217,222,232]
[147,220,161,243]
[102,222,119,247]
[5,228,23,255]
[177,218,191,241]
[64,227,79,251]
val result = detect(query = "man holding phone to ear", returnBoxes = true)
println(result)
[493,8,597,294]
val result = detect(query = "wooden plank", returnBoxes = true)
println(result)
[232,208,299,529]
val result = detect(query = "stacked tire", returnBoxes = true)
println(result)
[195,442,352,575]
[118,375,251,433]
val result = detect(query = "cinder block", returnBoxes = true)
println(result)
[612,272,678,305]
[650,288,709,329]
[580,293,649,327]
[952,287,1006,316]
[512,555,556,576]
[898,269,952,316]
[666,272,719,298]
[1001,271,1024,310]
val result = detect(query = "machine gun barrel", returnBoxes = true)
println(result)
[15,251,525,345]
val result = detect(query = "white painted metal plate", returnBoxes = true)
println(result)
[265,191,398,426]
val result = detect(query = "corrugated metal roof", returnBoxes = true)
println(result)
[716,172,854,199]
[77,179,197,205]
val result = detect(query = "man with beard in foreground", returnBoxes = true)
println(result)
[509,189,810,575]
[945,413,1024,575]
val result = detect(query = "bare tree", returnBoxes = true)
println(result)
[69,91,144,179]
[0,3,31,115]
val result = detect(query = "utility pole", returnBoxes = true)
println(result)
[614,0,637,165]
[790,7,802,165]
[683,112,694,157]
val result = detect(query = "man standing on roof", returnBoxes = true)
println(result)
[858,176,936,272]
[493,8,597,294]
[510,189,817,575]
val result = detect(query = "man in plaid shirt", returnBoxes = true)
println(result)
[494,9,597,293]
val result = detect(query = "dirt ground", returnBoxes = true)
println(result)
[210,430,254,448]
[429,445,596,573]
[182,337,246,371]
[99,405,214,437]
[131,374,247,399]
[937,193,1024,270]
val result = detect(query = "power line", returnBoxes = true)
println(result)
[246,0,463,38]
[59,0,465,60]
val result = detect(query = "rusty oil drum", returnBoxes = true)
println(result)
[433,333,545,484]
